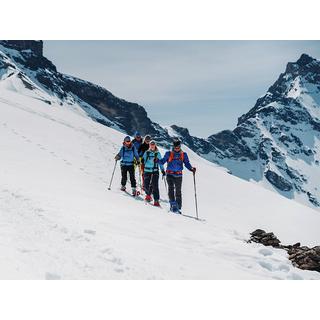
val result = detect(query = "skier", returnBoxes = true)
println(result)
[143,140,165,207]
[159,139,196,213]
[138,134,151,190]
[132,131,143,151]
[114,136,140,195]
[138,134,151,158]
[132,131,144,189]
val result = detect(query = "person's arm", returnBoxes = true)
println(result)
[142,152,147,165]
[157,152,165,172]
[159,151,169,165]
[115,147,122,160]
[183,152,194,171]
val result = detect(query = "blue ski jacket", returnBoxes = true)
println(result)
[143,149,164,173]
[132,138,142,152]
[117,144,139,166]
[160,150,193,176]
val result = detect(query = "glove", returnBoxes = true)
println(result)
[115,154,121,161]
[191,167,196,173]
[161,170,166,176]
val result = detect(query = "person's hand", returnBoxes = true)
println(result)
[161,170,166,177]
[154,158,159,163]
[115,154,121,161]
[191,167,196,173]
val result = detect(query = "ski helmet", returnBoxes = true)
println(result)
[173,139,181,148]
[124,136,131,142]
[144,135,151,143]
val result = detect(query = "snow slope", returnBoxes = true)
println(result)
[1,78,320,279]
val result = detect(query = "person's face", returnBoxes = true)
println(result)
[124,140,131,146]
[150,143,156,150]
[174,146,181,152]
[136,136,142,141]
[145,138,151,144]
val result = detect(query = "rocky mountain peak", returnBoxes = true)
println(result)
[0,40,43,56]
[285,53,320,77]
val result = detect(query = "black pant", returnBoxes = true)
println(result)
[121,165,136,188]
[144,172,160,201]
[166,174,183,209]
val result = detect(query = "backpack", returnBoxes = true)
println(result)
[168,151,184,163]
[145,151,158,170]
[121,145,134,158]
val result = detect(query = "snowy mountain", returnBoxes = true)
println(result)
[0,40,170,141]
[2,41,319,210]
[169,54,320,210]
[1,41,320,279]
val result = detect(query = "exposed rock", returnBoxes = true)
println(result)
[264,170,293,192]
[249,229,320,273]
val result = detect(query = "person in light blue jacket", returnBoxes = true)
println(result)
[115,136,140,195]
[142,140,165,206]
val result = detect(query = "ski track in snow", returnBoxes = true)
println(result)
[0,79,320,279]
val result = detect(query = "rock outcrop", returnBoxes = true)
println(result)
[249,229,320,272]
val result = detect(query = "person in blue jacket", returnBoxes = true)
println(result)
[159,139,196,213]
[143,140,165,207]
[115,136,140,195]
[132,131,143,151]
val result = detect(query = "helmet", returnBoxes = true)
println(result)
[123,136,131,142]
[134,131,141,137]
[144,135,151,143]
[173,139,181,148]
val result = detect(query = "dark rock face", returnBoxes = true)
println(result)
[265,170,293,192]
[0,40,43,56]
[249,229,320,273]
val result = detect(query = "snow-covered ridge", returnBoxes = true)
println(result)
[1,62,320,279]
[167,54,320,210]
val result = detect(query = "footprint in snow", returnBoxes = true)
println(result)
[84,229,96,235]
[45,272,61,280]
[258,260,273,272]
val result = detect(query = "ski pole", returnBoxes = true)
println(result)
[138,164,143,195]
[193,172,199,220]
[162,174,168,194]
[108,160,118,190]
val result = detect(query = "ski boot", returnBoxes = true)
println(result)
[132,188,140,196]
[120,185,126,191]
[169,201,179,213]
[153,200,160,207]
[145,194,152,202]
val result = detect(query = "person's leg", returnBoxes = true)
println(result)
[152,173,160,201]
[121,166,128,187]
[128,165,137,188]
[144,173,152,195]
[175,176,183,209]
[166,174,175,203]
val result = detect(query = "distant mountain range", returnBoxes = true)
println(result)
[1,40,319,210]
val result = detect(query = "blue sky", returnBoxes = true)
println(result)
[44,41,320,137]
